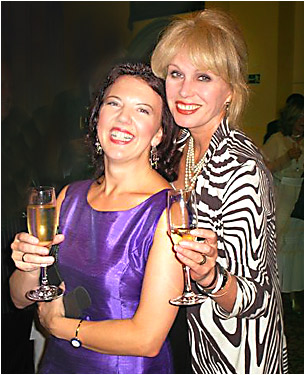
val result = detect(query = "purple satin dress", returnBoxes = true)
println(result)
[40,180,173,374]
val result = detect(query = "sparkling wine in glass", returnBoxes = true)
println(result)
[167,189,207,306]
[26,186,63,301]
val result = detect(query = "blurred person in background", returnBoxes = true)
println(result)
[263,93,304,144]
[261,99,304,312]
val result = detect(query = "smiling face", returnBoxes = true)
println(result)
[97,75,163,165]
[165,51,232,135]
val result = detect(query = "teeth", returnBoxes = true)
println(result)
[177,103,200,110]
[111,130,134,141]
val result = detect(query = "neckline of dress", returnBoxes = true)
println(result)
[85,181,169,213]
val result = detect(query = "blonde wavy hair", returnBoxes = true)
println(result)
[151,9,249,128]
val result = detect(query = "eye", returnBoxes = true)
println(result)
[168,70,183,79]
[105,100,119,107]
[102,97,120,107]
[198,74,211,82]
[138,107,150,115]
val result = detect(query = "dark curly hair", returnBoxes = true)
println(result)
[86,62,181,182]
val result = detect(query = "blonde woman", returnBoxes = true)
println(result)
[151,9,288,374]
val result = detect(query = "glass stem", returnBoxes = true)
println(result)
[183,265,192,293]
[40,266,49,287]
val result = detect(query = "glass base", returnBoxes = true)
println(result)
[26,285,64,302]
[169,291,207,306]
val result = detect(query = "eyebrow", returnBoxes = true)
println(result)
[105,95,154,111]
[168,63,180,69]
[137,102,154,111]
[104,95,121,100]
[168,63,211,75]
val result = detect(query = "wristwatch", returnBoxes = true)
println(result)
[70,319,83,348]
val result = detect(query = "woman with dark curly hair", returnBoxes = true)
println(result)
[86,63,180,183]
[9,62,183,374]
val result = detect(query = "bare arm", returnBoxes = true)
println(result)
[9,186,68,309]
[37,210,184,357]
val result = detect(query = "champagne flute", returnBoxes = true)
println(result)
[26,186,63,301]
[167,189,207,306]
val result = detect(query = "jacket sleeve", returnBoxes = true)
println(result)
[213,159,278,319]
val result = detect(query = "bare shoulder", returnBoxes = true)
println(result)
[125,172,170,210]
[150,170,172,192]
[135,173,170,205]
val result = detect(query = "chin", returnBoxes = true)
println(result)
[174,117,196,129]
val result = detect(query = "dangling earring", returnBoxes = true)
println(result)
[95,136,103,155]
[225,102,231,115]
[150,146,159,169]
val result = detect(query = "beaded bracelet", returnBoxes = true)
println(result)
[208,270,232,298]
[196,264,218,290]
[196,263,232,297]
[196,263,223,294]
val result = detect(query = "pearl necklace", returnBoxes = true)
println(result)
[184,136,207,190]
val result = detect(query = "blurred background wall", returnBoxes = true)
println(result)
[213,1,304,146]
[2,1,304,148]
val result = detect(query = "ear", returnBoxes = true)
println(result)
[151,127,163,147]
[225,92,232,105]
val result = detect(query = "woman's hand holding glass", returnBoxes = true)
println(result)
[23,186,64,301]
[173,228,219,288]
[11,232,64,272]
[167,189,207,305]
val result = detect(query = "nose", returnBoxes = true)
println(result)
[117,105,131,124]
[179,78,194,98]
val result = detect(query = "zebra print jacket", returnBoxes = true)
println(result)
[187,119,288,374]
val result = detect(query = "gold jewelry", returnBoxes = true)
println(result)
[185,137,207,190]
[225,101,231,114]
[198,254,207,266]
